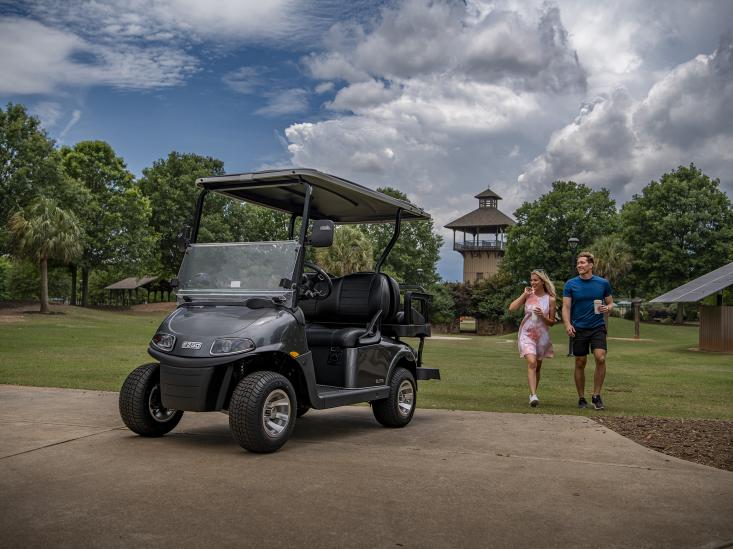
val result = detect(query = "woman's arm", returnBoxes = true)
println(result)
[509,288,531,312]
[543,297,556,326]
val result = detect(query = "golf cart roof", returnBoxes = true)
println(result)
[196,169,430,223]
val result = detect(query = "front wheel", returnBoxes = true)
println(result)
[372,367,416,428]
[119,363,183,436]
[229,371,296,453]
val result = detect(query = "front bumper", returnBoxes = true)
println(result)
[149,348,233,411]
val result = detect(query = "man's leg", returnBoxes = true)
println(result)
[574,356,587,397]
[592,348,607,396]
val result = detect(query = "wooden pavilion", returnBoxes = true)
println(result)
[650,261,733,352]
[444,187,515,283]
[104,276,173,306]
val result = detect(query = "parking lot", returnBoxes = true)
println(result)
[1,385,731,548]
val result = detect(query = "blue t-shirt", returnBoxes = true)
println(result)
[563,275,612,329]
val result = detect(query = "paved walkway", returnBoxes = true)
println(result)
[1,385,731,548]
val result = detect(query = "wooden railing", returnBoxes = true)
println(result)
[454,241,505,252]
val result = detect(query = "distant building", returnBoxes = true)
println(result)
[445,187,515,283]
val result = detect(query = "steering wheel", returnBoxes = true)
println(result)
[301,261,333,300]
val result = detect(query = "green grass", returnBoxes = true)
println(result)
[0,305,731,419]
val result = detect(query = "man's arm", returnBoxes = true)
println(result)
[562,296,575,336]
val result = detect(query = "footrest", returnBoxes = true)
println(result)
[416,367,440,381]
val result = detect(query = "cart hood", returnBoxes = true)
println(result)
[165,305,269,337]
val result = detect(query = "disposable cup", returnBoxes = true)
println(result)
[594,299,602,314]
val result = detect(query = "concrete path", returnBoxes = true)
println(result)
[1,385,731,548]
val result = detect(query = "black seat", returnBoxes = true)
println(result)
[301,272,398,347]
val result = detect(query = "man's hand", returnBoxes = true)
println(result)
[565,324,576,336]
[599,304,611,313]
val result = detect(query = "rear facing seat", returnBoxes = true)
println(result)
[301,272,397,348]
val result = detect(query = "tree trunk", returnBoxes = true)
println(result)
[40,257,49,314]
[675,303,684,324]
[70,265,77,305]
[81,267,90,307]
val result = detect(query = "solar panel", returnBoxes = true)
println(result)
[650,262,733,303]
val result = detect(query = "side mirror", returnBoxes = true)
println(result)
[310,220,334,247]
[177,225,192,252]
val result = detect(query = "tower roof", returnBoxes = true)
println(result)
[444,207,515,231]
[475,188,502,200]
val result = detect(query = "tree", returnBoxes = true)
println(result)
[59,141,155,306]
[138,152,289,277]
[7,198,82,313]
[315,225,373,276]
[620,164,733,319]
[0,103,72,253]
[359,187,443,285]
[503,181,618,284]
[590,234,632,295]
[471,270,521,323]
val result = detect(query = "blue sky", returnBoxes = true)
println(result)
[1,0,732,281]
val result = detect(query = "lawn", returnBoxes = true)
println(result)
[0,304,730,419]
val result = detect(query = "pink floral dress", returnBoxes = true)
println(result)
[518,293,554,359]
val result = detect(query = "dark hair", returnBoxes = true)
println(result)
[577,251,595,264]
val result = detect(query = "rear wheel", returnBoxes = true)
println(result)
[229,371,296,453]
[372,367,416,427]
[119,363,183,436]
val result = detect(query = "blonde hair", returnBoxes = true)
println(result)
[531,270,556,298]
[577,251,595,264]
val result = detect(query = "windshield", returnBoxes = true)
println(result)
[177,241,300,305]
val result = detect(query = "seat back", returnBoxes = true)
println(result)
[301,272,398,325]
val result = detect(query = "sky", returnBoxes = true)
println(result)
[1,0,732,281]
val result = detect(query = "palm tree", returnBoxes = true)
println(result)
[8,198,83,313]
[591,234,633,291]
[315,225,373,276]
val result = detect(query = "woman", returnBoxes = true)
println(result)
[509,270,556,407]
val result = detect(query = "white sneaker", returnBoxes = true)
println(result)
[529,394,539,407]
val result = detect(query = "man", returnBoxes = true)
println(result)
[562,252,613,410]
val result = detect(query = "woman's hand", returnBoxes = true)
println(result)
[524,286,534,297]
[532,306,543,317]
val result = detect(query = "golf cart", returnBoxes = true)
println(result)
[119,169,440,453]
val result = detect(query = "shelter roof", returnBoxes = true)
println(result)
[105,276,158,290]
[444,207,515,231]
[196,169,429,223]
[475,188,502,199]
[650,262,733,303]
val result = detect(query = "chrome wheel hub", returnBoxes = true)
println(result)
[397,380,414,417]
[262,389,291,438]
[148,384,177,423]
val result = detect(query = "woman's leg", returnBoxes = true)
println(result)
[526,354,538,395]
[535,359,543,390]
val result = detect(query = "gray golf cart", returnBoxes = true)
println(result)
[119,169,440,453]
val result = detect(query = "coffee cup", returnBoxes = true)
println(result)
[594,299,602,314]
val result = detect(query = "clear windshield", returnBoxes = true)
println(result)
[177,241,300,304]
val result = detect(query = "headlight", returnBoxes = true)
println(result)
[151,333,176,352]
[210,338,256,356]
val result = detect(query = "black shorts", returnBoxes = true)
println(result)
[572,326,607,356]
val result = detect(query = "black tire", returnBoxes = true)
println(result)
[372,367,416,428]
[119,363,183,437]
[229,371,296,453]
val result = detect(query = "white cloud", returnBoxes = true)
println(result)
[29,101,63,128]
[58,110,82,141]
[255,89,309,117]
[517,33,733,204]
[222,66,267,94]
[0,17,198,94]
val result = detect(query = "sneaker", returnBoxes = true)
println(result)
[592,394,605,410]
[578,397,588,409]
[529,394,539,407]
